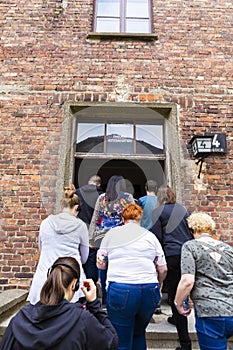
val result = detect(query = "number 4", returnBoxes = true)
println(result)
[212,134,220,148]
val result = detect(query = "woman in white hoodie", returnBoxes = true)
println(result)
[27,185,89,304]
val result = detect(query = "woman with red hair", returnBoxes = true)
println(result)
[97,203,167,350]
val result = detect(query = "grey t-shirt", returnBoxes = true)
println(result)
[181,237,233,317]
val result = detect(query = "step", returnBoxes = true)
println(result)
[146,304,199,349]
[146,303,233,349]
[0,289,28,337]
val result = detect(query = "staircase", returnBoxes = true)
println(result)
[0,290,232,349]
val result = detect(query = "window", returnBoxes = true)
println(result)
[94,0,152,33]
[76,121,164,155]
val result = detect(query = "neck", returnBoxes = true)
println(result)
[198,232,212,238]
[125,219,140,225]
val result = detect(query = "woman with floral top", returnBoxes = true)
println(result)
[89,175,135,303]
[175,212,233,350]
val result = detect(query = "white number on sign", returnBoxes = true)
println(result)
[212,134,220,148]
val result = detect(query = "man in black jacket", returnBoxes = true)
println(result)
[76,175,103,283]
[76,175,103,227]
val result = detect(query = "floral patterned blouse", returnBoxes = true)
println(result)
[89,191,135,246]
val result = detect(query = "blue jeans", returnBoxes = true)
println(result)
[106,282,160,350]
[195,311,233,350]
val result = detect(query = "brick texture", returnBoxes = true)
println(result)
[1,0,232,289]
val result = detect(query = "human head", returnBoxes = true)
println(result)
[157,184,176,205]
[106,175,127,202]
[40,257,80,305]
[88,175,102,187]
[60,184,79,211]
[122,203,143,224]
[187,212,216,235]
[145,180,158,194]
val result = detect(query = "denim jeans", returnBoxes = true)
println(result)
[195,311,233,350]
[106,282,160,350]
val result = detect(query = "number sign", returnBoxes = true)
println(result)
[189,134,227,157]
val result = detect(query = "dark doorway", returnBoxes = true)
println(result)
[74,158,165,199]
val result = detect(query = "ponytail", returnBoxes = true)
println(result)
[40,267,65,305]
[40,257,80,305]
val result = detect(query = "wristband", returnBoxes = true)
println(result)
[174,301,183,308]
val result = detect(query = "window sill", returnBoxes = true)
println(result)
[87,32,158,41]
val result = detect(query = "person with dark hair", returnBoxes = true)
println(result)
[27,184,89,304]
[138,179,158,230]
[76,175,103,283]
[97,203,167,350]
[175,212,233,350]
[0,257,119,350]
[89,175,135,304]
[151,184,193,350]
[76,175,103,227]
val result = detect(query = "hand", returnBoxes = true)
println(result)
[81,279,96,303]
[175,303,191,316]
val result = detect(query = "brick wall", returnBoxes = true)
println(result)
[1,0,232,289]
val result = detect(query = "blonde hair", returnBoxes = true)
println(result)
[187,212,216,234]
[60,184,79,209]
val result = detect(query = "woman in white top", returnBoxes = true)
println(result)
[27,185,89,304]
[97,203,167,350]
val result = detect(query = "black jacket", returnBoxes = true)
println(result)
[151,203,193,257]
[0,298,118,350]
[76,185,103,225]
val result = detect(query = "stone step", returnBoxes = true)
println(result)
[146,304,200,349]
[0,289,28,338]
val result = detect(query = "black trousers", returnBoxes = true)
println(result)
[82,247,98,283]
[165,255,191,344]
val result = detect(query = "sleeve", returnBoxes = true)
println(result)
[151,208,163,245]
[0,320,15,349]
[180,242,196,275]
[128,193,135,204]
[137,198,143,208]
[79,222,89,264]
[89,197,101,244]
[84,298,118,350]
[38,219,45,251]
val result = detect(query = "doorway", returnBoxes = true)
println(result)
[74,158,165,199]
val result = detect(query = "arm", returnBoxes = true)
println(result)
[0,319,16,349]
[89,197,101,245]
[96,249,108,270]
[174,274,194,315]
[156,264,167,286]
[81,280,118,349]
[84,299,119,349]
[79,222,89,264]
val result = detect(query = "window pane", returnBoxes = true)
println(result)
[107,124,134,154]
[96,18,120,32]
[136,125,163,154]
[76,123,104,153]
[96,0,120,16]
[126,19,150,33]
[126,0,149,17]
